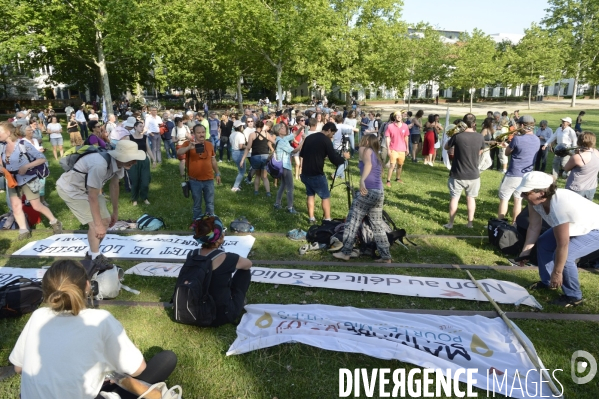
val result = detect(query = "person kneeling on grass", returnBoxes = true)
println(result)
[517,172,599,307]
[193,215,252,326]
[333,134,392,263]
[9,259,178,399]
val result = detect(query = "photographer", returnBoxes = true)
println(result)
[332,114,358,180]
[299,122,350,224]
[177,125,221,222]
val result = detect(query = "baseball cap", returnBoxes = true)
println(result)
[561,117,572,124]
[518,115,535,124]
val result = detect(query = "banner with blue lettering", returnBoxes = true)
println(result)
[12,234,255,259]
[227,304,555,398]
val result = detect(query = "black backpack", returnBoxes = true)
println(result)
[358,210,416,256]
[0,278,43,318]
[172,249,223,326]
[306,220,345,246]
[488,218,521,256]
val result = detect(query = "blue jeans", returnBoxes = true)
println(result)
[536,228,599,299]
[232,150,246,189]
[163,139,176,159]
[189,179,215,219]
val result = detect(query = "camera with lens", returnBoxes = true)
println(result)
[195,143,205,154]
[340,133,351,152]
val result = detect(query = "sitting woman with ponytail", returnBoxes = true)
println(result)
[9,259,178,399]
[193,214,253,326]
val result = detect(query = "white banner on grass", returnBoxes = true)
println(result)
[124,265,540,308]
[227,304,554,398]
[12,234,255,260]
[0,267,46,287]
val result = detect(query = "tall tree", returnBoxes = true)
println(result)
[13,0,160,114]
[493,40,519,104]
[449,29,499,112]
[543,0,599,107]
[512,24,563,109]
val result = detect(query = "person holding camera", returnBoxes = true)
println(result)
[299,122,349,224]
[177,125,221,222]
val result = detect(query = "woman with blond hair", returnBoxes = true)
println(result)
[333,134,391,263]
[9,259,177,398]
[0,121,62,240]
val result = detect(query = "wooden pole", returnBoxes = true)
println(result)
[465,270,564,398]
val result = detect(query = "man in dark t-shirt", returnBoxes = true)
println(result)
[299,122,349,224]
[443,114,485,229]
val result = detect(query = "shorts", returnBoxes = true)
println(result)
[175,143,187,161]
[388,150,406,166]
[498,175,523,200]
[410,134,422,144]
[57,186,110,225]
[250,154,269,170]
[8,180,40,201]
[300,174,330,199]
[50,137,64,146]
[448,177,481,198]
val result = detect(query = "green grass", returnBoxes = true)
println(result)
[1,109,599,398]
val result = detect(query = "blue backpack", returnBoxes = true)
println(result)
[136,214,166,231]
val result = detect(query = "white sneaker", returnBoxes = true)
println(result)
[218,159,222,163]
[231,187,240,192]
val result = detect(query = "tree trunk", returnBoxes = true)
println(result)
[469,89,473,113]
[237,74,243,113]
[557,81,561,101]
[594,85,597,100]
[571,71,580,108]
[528,84,532,110]
[276,64,283,109]
[95,30,113,117]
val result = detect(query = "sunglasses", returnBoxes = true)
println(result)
[299,119,305,122]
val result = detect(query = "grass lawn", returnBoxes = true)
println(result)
[1,108,599,398]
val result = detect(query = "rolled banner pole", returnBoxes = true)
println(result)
[465,270,564,398]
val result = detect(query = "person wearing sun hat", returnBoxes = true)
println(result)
[517,171,599,307]
[192,215,252,326]
[56,140,146,271]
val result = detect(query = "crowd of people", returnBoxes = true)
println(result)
[3,100,599,399]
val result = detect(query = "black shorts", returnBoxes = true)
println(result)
[410,134,422,144]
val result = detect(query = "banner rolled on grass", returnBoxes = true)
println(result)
[0,267,46,287]
[227,304,555,398]
[125,265,541,309]
[12,234,255,259]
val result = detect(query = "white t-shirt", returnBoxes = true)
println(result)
[532,188,599,236]
[344,118,357,129]
[46,122,62,139]
[88,113,99,121]
[57,153,125,200]
[145,114,163,134]
[9,307,143,399]
[173,125,190,144]
[230,131,246,151]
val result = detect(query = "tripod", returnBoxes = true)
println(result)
[330,138,354,211]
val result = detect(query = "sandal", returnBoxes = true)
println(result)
[395,178,404,183]
[386,180,391,188]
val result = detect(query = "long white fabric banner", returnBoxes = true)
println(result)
[12,234,255,260]
[0,267,46,287]
[124,265,541,309]
[227,304,553,398]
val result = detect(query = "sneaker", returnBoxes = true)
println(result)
[287,207,298,214]
[550,295,584,307]
[51,220,63,234]
[254,191,259,196]
[328,238,343,251]
[266,192,272,197]
[287,228,307,241]
[231,187,241,192]
[308,217,317,225]
[218,159,222,163]
[332,251,350,261]
[17,231,32,241]
[274,203,282,209]
[92,254,113,272]
[244,179,252,185]
[529,281,555,291]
